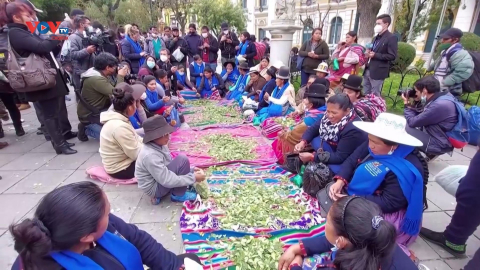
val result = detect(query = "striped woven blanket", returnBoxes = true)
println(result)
[180,164,325,269]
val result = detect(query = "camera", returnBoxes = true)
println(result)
[82,30,113,48]
[397,87,417,98]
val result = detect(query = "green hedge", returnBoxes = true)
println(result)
[392,42,416,73]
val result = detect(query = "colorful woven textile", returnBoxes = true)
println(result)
[180,164,326,269]
[169,126,277,167]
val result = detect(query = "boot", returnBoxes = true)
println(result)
[51,141,77,155]
[13,122,25,136]
[0,124,4,138]
[77,122,88,142]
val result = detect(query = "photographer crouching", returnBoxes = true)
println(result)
[69,15,96,92]
[402,76,459,159]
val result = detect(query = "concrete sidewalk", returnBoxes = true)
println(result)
[0,91,477,269]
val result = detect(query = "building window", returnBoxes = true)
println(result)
[243,0,247,8]
[328,17,343,44]
[259,28,266,40]
[302,25,312,44]
[260,0,267,7]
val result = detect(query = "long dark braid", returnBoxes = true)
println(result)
[412,148,430,210]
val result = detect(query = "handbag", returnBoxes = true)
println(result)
[6,33,57,92]
[302,161,333,197]
[316,181,336,217]
[172,47,184,62]
[283,147,314,174]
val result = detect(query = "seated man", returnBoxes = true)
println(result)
[77,52,128,141]
[403,76,458,157]
[135,115,206,204]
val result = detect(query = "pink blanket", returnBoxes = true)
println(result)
[169,125,277,168]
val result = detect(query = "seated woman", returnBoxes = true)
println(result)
[225,62,250,101]
[342,75,386,122]
[254,66,297,123]
[295,75,317,106]
[137,55,158,79]
[293,94,367,195]
[189,55,205,88]
[197,66,226,98]
[328,31,365,89]
[278,196,419,270]
[125,83,149,136]
[252,56,271,78]
[10,181,201,269]
[256,66,278,112]
[136,115,207,204]
[175,64,196,91]
[273,83,327,164]
[220,60,240,89]
[154,69,183,106]
[100,84,143,180]
[144,75,182,127]
[241,68,266,109]
[327,112,427,256]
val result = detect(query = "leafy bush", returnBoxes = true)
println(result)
[459,32,480,52]
[414,59,426,74]
[392,42,416,72]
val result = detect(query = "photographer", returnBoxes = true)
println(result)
[77,53,128,141]
[121,27,147,74]
[69,15,96,91]
[403,76,458,157]
[218,22,239,67]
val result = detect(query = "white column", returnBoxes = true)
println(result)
[263,21,302,67]
[453,0,476,32]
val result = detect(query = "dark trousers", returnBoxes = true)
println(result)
[0,93,21,126]
[34,96,72,137]
[154,155,190,198]
[300,70,313,87]
[72,73,81,91]
[36,96,67,148]
[444,151,480,245]
[13,92,28,105]
[109,161,136,180]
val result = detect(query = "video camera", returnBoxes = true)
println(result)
[397,87,417,98]
[82,29,113,48]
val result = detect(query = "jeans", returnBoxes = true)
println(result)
[85,123,102,140]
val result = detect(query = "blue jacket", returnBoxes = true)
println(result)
[238,42,257,67]
[302,116,367,164]
[290,235,418,270]
[11,214,184,270]
[145,89,165,111]
[121,38,143,74]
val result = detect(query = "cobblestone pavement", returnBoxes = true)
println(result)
[0,92,477,269]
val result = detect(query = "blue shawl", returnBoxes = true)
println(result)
[201,75,220,98]
[347,145,424,236]
[304,105,326,126]
[129,112,141,129]
[226,74,249,100]
[236,41,249,65]
[254,82,292,123]
[192,62,205,87]
[126,35,145,67]
[145,88,165,111]
[50,231,143,270]
[176,71,187,87]
[259,79,276,101]
[221,67,240,83]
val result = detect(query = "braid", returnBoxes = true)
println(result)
[412,149,430,210]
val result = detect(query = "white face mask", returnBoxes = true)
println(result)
[160,55,168,62]
[178,71,185,76]
[87,26,94,32]
[140,92,147,100]
[151,33,157,38]
[223,30,229,35]
[202,33,208,38]
[374,25,383,34]
[147,61,155,69]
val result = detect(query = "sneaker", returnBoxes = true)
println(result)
[418,264,430,270]
[419,227,467,258]
[171,191,197,202]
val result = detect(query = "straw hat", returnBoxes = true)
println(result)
[314,62,329,74]
[353,113,423,147]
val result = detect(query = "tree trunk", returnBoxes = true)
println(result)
[357,0,382,44]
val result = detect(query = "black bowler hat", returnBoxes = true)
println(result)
[343,75,363,92]
[305,83,327,98]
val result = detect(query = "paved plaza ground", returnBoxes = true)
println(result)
[0,91,478,269]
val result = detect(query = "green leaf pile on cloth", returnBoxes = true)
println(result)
[203,134,256,162]
[274,116,297,128]
[182,100,244,127]
[225,236,284,270]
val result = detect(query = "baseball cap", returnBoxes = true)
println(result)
[16,0,43,13]
[221,22,229,29]
[172,26,179,31]
[438,28,463,39]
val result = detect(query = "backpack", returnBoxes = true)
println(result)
[438,95,470,149]
[253,42,266,61]
[462,51,480,93]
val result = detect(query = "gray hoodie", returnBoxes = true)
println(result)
[135,142,195,197]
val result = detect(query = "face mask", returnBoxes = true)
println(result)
[140,92,147,100]
[202,33,208,38]
[147,61,155,69]
[120,33,125,37]
[387,146,395,155]
[160,55,168,62]
[178,72,185,76]
[223,30,229,35]
[151,33,157,38]
[87,26,94,32]
[438,42,452,51]
[374,25,383,34]
[331,238,340,252]
[421,94,427,104]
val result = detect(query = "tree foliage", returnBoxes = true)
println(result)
[84,0,124,28]
[155,0,192,33]
[192,0,246,36]
[31,0,74,22]
[394,0,459,42]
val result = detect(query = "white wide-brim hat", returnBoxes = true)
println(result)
[353,113,423,147]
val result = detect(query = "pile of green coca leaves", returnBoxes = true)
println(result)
[202,134,256,161]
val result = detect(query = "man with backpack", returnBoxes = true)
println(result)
[403,76,468,159]
[430,28,474,97]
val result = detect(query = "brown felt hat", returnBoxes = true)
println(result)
[143,115,176,143]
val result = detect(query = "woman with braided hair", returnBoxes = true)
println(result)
[323,112,429,258]
[9,181,201,270]
[278,196,420,270]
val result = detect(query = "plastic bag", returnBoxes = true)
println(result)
[194,181,210,199]
[435,165,468,196]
